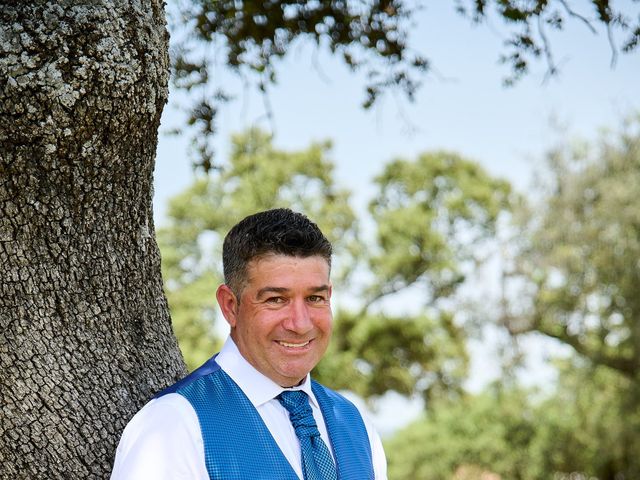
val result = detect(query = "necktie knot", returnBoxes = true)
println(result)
[278,391,320,439]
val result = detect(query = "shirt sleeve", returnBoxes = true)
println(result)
[355,404,388,480]
[110,393,208,480]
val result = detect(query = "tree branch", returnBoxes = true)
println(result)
[358,281,409,317]
[559,0,597,34]
[537,14,558,82]
[606,19,619,68]
[536,322,636,378]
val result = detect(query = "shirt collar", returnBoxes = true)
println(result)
[216,336,319,409]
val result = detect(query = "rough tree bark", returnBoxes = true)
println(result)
[0,1,187,478]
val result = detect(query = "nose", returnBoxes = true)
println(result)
[282,298,313,334]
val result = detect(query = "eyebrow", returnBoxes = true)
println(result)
[256,285,330,298]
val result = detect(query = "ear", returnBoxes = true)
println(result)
[216,284,239,328]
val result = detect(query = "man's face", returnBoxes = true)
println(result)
[217,254,333,387]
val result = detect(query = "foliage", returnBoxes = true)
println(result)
[385,356,640,479]
[169,0,426,169]
[335,150,514,402]
[159,128,358,369]
[159,130,513,403]
[505,116,640,380]
[455,0,640,85]
[169,0,640,169]
[384,115,640,480]
[367,151,513,309]
[385,388,538,480]
[314,309,469,402]
[528,357,640,479]
[321,150,513,402]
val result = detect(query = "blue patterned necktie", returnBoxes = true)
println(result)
[278,390,338,480]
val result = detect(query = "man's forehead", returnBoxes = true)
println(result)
[244,254,330,281]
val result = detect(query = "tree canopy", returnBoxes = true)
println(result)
[159,119,640,478]
[383,114,640,479]
[385,357,640,479]
[159,129,514,403]
[158,128,358,368]
[367,151,512,309]
[505,115,640,380]
[169,0,640,168]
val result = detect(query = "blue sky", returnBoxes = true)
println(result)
[155,2,639,223]
[153,2,639,434]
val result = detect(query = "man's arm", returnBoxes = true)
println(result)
[355,404,388,480]
[110,394,208,480]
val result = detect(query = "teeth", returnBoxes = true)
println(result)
[279,340,310,348]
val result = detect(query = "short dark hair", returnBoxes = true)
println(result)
[222,208,332,295]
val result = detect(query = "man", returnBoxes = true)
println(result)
[111,208,387,479]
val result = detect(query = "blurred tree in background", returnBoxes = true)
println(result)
[505,115,640,381]
[383,117,640,479]
[159,116,640,478]
[159,130,513,404]
[530,358,640,479]
[159,1,640,476]
[385,387,537,480]
[385,356,640,480]
[500,115,640,479]
[347,152,513,401]
[158,128,358,368]
[367,152,512,309]
[159,121,640,477]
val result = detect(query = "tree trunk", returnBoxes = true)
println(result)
[0,2,187,478]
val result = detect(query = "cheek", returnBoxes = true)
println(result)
[317,312,333,333]
[249,312,280,336]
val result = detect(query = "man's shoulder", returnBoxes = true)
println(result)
[310,379,341,397]
[118,393,200,446]
[138,393,195,421]
[154,354,222,399]
[111,393,206,479]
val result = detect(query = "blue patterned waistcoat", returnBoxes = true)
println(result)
[156,356,374,480]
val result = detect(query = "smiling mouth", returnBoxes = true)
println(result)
[277,340,311,348]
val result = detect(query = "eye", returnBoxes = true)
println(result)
[307,295,326,303]
[265,296,286,304]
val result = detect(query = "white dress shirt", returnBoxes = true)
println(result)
[111,337,387,479]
